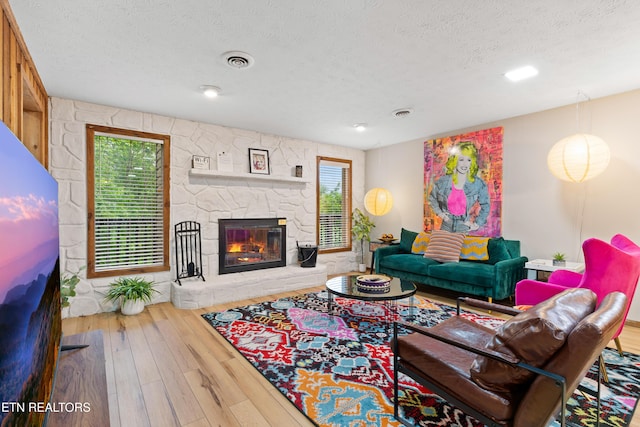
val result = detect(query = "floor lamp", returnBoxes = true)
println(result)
[364,188,393,272]
[547,110,610,259]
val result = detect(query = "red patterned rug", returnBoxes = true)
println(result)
[202,291,639,426]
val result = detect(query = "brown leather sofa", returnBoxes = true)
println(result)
[392,288,627,427]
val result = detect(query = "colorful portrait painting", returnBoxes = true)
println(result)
[424,127,503,237]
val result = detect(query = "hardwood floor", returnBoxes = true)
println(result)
[61,281,640,427]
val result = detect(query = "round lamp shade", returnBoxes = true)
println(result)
[547,133,610,183]
[364,188,393,216]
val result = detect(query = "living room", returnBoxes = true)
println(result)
[3,1,640,426]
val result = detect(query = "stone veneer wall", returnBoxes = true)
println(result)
[50,97,365,317]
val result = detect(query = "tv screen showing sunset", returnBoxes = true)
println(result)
[0,121,61,426]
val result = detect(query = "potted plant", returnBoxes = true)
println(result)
[552,252,566,266]
[352,208,376,272]
[104,277,157,315]
[61,266,85,309]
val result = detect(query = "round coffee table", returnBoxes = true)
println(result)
[325,274,417,319]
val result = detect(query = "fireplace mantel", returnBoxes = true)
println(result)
[189,168,311,184]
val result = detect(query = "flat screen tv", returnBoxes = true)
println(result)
[0,121,61,426]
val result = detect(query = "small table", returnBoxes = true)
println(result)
[525,259,585,280]
[369,240,399,272]
[325,275,417,319]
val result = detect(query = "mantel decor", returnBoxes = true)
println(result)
[249,148,270,175]
[192,155,210,170]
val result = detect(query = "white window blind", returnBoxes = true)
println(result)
[318,157,351,251]
[93,133,165,272]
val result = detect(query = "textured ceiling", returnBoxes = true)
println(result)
[9,1,640,150]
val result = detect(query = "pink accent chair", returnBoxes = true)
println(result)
[515,234,640,356]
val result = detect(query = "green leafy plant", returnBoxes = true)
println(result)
[352,208,376,264]
[61,266,85,308]
[553,252,566,262]
[104,277,158,304]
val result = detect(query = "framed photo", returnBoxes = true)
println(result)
[249,148,270,175]
[192,155,210,170]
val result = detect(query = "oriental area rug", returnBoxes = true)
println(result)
[202,291,639,427]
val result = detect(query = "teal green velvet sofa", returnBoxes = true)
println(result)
[374,229,528,301]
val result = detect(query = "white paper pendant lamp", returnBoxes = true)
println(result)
[547,133,610,183]
[364,188,393,216]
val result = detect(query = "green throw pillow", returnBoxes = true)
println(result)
[400,228,419,253]
[483,237,511,264]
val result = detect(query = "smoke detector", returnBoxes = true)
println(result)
[392,108,413,118]
[222,51,255,69]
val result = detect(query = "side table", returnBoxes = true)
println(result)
[369,240,399,273]
[525,258,585,280]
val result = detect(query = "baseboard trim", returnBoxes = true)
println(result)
[626,319,640,328]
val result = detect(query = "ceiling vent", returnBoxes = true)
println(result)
[222,51,255,69]
[392,108,413,118]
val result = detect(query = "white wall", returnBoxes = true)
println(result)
[50,97,365,317]
[366,88,640,321]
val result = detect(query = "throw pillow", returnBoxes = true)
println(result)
[411,232,431,254]
[481,237,511,264]
[470,289,597,394]
[423,230,466,263]
[399,228,419,253]
[459,236,490,261]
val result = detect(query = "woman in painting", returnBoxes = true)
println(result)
[428,141,490,233]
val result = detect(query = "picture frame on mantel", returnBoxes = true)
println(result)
[249,148,270,175]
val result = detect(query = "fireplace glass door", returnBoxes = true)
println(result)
[219,218,286,274]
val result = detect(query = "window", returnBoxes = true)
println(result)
[86,124,170,278]
[317,157,352,252]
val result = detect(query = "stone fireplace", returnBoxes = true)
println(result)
[218,218,287,274]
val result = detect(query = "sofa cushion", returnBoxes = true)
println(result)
[411,231,431,254]
[379,254,439,275]
[470,289,597,394]
[427,261,495,287]
[479,237,511,265]
[460,236,490,261]
[423,230,466,263]
[400,228,419,253]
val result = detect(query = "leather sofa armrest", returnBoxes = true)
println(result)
[394,321,521,365]
[457,297,523,317]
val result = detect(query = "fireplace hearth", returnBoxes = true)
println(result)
[218,218,287,274]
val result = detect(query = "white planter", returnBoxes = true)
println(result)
[121,299,145,315]
[358,263,367,273]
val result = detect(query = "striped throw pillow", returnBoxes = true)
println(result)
[411,232,431,254]
[460,236,490,261]
[423,230,466,263]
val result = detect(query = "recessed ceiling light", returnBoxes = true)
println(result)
[200,85,221,98]
[222,51,255,69]
[504,65,539,82]
[354,123,367,132]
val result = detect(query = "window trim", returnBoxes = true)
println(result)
[316,156,352,254]
[86,124,170,278]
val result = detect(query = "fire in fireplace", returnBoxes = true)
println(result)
[218,218,287,274]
